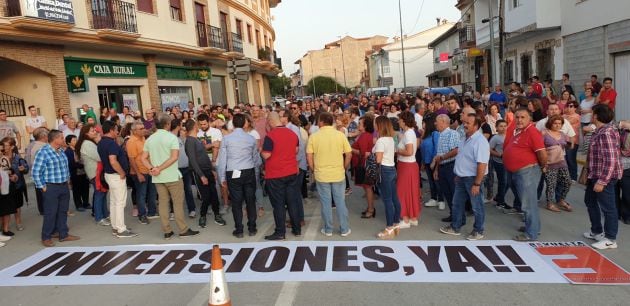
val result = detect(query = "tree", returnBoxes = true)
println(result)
[304,76,347,96]
[269,74,291,97]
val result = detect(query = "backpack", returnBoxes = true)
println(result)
[364,153,381,185]
[621,129,630,157]
[95,162,109,192]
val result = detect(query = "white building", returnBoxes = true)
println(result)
[427,25,461,88]
[371,21,454,92]
[561,0,630,120]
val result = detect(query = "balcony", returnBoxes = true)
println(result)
[4,0,75,32]
[459,24,476,49]
[0,91,26,117]
[230,32,244,54]
[209,26,225,49]
[90,0,140,41]
[200,25,226,55]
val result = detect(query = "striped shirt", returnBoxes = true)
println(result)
[588,124,622,186]
[436,127,461,164]
[32,144,70,189]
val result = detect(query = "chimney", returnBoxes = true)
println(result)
[436,18,441,26]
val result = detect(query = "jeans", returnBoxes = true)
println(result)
[506,171,521,210]
[512,165,542,239]
[179,167,196,213]
[424,163,442,201]
[227,168,257,233]
[297,169,307,220]
[565,145,578,181]
[90,178,108,222]
[491,160,507,204]
[105,173,128,234]
[155,179,188,234]
[192,171,220,216]
[378,165,401,227]
[452,176,485,233]
[618,169,630,222]
[266,174,301,235]
[131,173,157,217]
[438,162,456,214]
[316,180,349,233]
[585,179,618,240]
[41,184,70,241]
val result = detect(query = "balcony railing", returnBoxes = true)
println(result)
[208,25,225,49]
[459,24,476,49]
[230,32,243,53]
[91,0,138,33]
[0,92,26,117]
[196,22,208,47]
[6,0,21,17]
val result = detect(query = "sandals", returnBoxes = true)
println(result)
[377,227,398,239]
[546,203,562,212]
[361,209,376,219]
[557,201,573,212]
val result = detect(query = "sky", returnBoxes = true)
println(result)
[271,0,462,75]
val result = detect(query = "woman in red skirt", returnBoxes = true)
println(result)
[396,111,421,229]
[351,115,375,218]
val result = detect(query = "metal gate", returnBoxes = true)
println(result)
[614,52,630,120]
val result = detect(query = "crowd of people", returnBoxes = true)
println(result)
[0,73,628,250]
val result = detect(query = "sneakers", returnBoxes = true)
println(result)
[320,228,333,237]
[439,225,461,236]
[199,216,207,228]
[398,221,411,229]
[424,199,438,207]
[132,207,138,217]
[340,229,352,237]
[97,219,111,226]
[2,231,14,237]
[180,229,200,238]
[164,231,175,240]
[264,234,286,241]
[591,239,618,250]
[496,203,511,210]
[583,231,605,241]
[214,215,227,226]
[116,230,139,238]
[0,234,11,242]
[189,211,196,218]
[409,219,419,226]
[466,231,485,241]
[438,201,446,210]
[16,224,24,231]
[147,214,159,219]
[169,213,175,221]
[138,216,149,225]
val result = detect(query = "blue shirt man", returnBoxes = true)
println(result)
[488,85,508,115]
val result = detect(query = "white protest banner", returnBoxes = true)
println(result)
[122,94,139,111]
[160,93,189,111]
[0,240,581,286]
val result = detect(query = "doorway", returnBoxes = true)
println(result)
[474,56,484,92]
[521,54,531,83]
[97,86,142,114]
[536,48,553,81]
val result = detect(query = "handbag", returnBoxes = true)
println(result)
[364,153,381,185]
[578,166,588,185]
[354,154,367,185]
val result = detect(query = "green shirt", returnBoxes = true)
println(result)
[143,129,181,183]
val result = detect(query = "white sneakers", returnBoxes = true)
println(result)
[424,199,438,207]
[584,231,617,250]
[398,221,411,229]
[0,241,4,247]
[0,234,11,242]
[438,201,446,210]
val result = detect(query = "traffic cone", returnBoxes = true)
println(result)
[209,245,231,306]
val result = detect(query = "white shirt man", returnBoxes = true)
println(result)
[26,105,47,140]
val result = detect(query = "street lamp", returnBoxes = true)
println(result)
[482,15,503,88]
[337,35,348,94]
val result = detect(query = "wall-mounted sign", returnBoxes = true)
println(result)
[64,58,148,78]
[66,74,87,93]
[156,65,211,81]
[439,52,450,63]
[23,0,75,24]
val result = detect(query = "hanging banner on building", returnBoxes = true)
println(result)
[23,0,75,24]
[122,94,139,112]
[65,58,148,78]
[161,93,191,111]
[156,65,211,81]
[2,240,628,287]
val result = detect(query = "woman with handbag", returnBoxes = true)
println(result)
[373,116,401,239]
[396,111,421,228]
[351,115,375,218]
[0,138,22,235]
[542,115,573,212]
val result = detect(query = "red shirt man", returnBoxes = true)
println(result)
[504,120,545,173]
[531,77,543,97]
[597,77,617,111]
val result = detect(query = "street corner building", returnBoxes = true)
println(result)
[0,0,283,140]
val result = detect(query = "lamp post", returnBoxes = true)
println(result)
[309,54,317,97]
[338,36,348,94]
[398,0,407,89]
[482,14,503,89]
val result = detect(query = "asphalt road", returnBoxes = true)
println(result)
[1,178,629,306]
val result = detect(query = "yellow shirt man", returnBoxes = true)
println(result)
[306,126,352,182]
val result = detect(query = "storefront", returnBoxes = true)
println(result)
[156,65,210,111]
[64,57,149,118]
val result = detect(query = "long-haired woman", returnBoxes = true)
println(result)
[396,111,421,228]
[77,124,110,225]
[373,116,401,239]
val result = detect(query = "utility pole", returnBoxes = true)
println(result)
[309,54,317,96]
[498,0,505,87]
[338,36,348,93]
[488,0,497,87]
[398,0,407,89]
[334,68,339,93]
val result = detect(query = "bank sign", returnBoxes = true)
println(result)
[64,58,148,79]
[23,0,75,23]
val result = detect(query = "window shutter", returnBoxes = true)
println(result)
[170,0,181,9]
[137,0,154,13]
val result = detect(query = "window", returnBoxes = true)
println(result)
[159,86,193,111]
[210,75,227,105]
[246,24,253,44]
[237,79,249,104]
[512,0,521,9]
[235,19,243,36]
[170,0,182,21]
[255,29,261,49]
[137,0,154,14]
[195,3,207,47]
[264,34,268,48]
[504,60,514,83]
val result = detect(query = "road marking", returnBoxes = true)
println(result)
[274,197,321,306]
